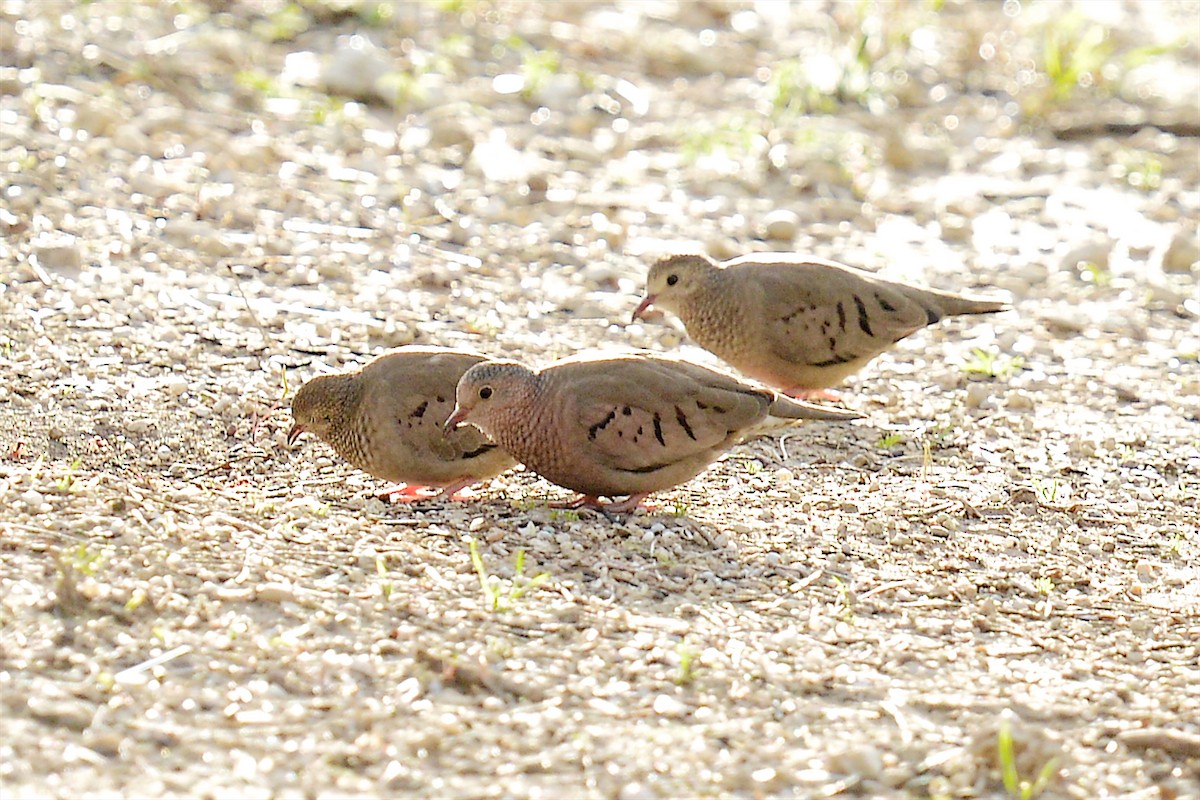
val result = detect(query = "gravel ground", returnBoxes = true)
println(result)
[2,1,1199,798]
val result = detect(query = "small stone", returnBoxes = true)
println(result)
[33,236,83,278]
[618,782,656,800]
[164,376,188,397]
[1162,231,1199,273]
[112,123,150,153]
[652,694,689,717]
[964,382,991,409]
[761,209,800,242]
[940,213,972,243]
[28,694,96,731]
[1060,240,1111,272]
[75,98,122,137]
[256,582,297,603]
[828,744,884,779]
[1005,391,1035,410]
[321,34,390,102]
[751,766,777,783]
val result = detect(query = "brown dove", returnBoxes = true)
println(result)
[288,347,516,501]
[444,351,861,513]
[632,252,1008,397]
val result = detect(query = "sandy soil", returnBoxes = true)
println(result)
[2,1,1198,798]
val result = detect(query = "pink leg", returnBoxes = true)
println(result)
[377,480,479,503]
[377,483,439,503]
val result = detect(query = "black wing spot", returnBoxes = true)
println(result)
[836,301,847,331]
[620,461,672,475]
[410,400,428,419]
[780,304,814,324]
[622,405,632,416]
[853,295,874,337]
[696,400,708,410]
[674,406,696,441]
[712,405,727,414]
[814,354,855,367]
[828,336,837,352]
[587,410,617,441]
[875,293,897,312]
[436,395,447,404]
[652,413,665,446]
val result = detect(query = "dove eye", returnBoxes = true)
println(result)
[666,274,679,286]
[478,386,493,400]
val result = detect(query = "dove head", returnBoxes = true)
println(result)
[632,252,718,322]
[288,373,355,446]
[445,360,538,439]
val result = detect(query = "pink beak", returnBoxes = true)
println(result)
[631,294,656,323]
[286,423,305,446]
[443,407,469,435]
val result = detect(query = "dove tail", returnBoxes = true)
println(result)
[768,397,863,422]
[919,289,1009,322]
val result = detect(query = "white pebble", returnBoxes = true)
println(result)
[652,694,689,717]
[761,209,800,242]
[163,376,188,397]
[964,382,991,409]
[752,767,777,783]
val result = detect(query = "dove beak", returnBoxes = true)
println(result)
[286,423,305,446]
[631,294,656,323]
[444,407,469,435]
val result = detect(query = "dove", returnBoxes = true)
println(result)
[288,347,516,501]
[632,252,1008,397]
[444,351,861,513]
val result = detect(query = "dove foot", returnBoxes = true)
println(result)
[552,493,652,514]
[377,483,440,503]
[377,481,478,503]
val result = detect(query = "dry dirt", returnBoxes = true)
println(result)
[2,1,1199,799]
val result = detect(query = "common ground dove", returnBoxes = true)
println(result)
[633,252,1008,397]
[444,351,861,513]
[288,347,516,501]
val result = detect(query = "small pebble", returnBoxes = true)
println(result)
[964,382,991,409]
[761,209,800,242]
[164,376,188,397]
[652,694,689,717]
